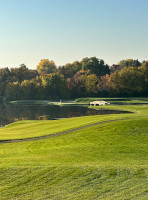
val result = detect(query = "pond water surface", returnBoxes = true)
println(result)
[0,103,131,127]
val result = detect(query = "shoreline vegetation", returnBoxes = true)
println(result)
[10,97,148,106]
[0,97,147,199]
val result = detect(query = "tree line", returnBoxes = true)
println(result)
[0,57,147,100]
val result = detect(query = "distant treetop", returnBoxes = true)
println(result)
[36,59,57,74]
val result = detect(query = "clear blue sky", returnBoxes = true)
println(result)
[0,0,148,69]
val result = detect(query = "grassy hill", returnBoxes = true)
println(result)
[0,100,147,199]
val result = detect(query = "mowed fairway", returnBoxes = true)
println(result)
[0,103,147,199]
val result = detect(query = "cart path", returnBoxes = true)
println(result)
[0,118,128,144]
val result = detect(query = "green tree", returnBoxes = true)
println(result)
[85,74,98,95]
[80,57,110,76]
[5,82,20,100]
[21,80,37,100]
[0,68,12,96]
[42,74,67,99]
[58,61,81,78]
[118,59,141,68]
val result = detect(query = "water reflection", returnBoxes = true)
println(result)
[0,103,131,126]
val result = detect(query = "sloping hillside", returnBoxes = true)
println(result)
[0,104,147,199]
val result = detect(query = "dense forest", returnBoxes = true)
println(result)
[0,57,148,100]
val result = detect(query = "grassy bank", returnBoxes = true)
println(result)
[0,99,148,199]
[10,100,87,106]
[75,97,148,104]
[10,97,148,106]
[0,113,134,140]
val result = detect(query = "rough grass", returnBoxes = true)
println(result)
[0,166,147,200]
[0,99,147,199]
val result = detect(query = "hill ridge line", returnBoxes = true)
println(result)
[0,118,128,144]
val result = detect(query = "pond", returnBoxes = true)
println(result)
[0,103,131,127]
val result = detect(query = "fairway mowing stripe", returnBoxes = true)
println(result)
[0,118,130,144]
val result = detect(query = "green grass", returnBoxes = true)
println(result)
[0,113,134,140]
[10,99,88,106]
[1,117,148,167]
[75,97,148,104]
[0,166,147,200]
[10,97,148,106]
[0,98,148,199]
[10,100,53,105]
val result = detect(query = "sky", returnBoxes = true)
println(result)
[0,0,148,69]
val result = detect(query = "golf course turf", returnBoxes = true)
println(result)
[0,98,147,199]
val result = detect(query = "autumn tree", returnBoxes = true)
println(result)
[10,65,38,83]
[67,70,91,98]
[36,59,57,74]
